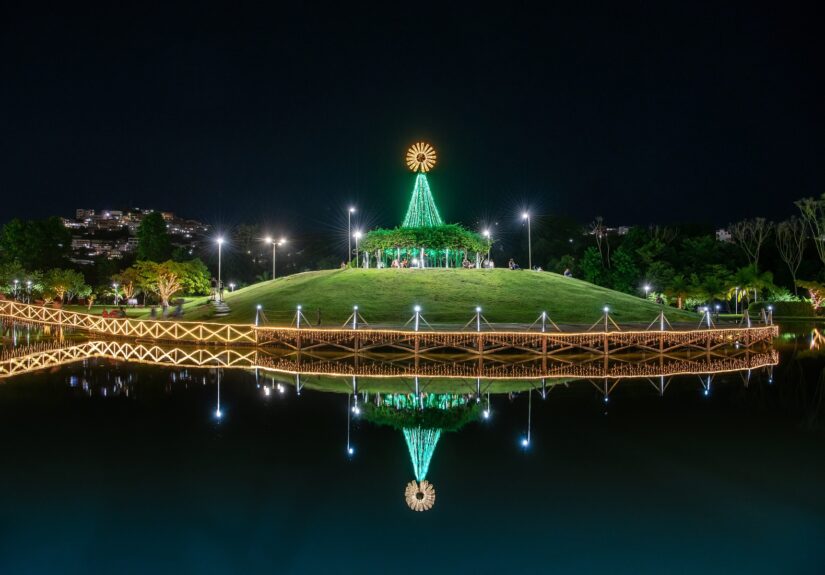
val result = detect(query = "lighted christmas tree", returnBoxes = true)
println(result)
[402,173,444,228]
[402,143,443,228]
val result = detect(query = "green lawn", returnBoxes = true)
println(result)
[181,268,696,326]
[64,297,210,319]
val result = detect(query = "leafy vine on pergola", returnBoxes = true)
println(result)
[360,224,486,254]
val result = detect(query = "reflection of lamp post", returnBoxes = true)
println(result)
[348,207,356,266]
[112,282,120,305]
[522,212,532,270]
[354,231,362,268]
[214,369,222,420]
[483,229,491,265]
[346,394,355,457]
[521,388,532,448]
[216,237,224,303]
[26,280,32,303]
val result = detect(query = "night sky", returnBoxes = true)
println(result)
[1,3,822,232]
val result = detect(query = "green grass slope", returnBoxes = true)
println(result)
[185,268,695,326]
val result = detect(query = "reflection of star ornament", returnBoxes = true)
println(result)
[405,480,436,511]
[405,142,437,173]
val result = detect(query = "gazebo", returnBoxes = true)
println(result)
[359,143,486,269]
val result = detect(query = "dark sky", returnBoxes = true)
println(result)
[1,3,822,232]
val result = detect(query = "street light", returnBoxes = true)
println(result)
[522,212,532,270]
[483,229,491,265]
[216,237,224,303]
[229,282,236,292]
[734,286,740,315]
[12,279,18,299]
[265,236,286,279]
[348,207,356,266]
[112,282,120,305]
[354,231,362,268]
[643,284,651,299]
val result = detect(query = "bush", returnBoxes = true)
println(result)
[749,301,814,317]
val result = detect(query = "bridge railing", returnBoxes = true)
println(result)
[0,301,257,345]
[0,300,779,350]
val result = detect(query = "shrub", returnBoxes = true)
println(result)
[749,301,814,317]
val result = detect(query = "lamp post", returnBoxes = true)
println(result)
[734,286,739,315]
[12,279,18,300]
[483,229,491,265]
[643,284,651,299]
[265,236,286,279]
[348,207,356,266]
[26,280,32,303]
[522,212,532,270]
[354,231,362,268]
[112,282,120,305]
[216,237,224,303]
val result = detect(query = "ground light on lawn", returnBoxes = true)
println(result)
[181,268,697,325]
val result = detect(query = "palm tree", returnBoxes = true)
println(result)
[727,264,775,304]
[665,274,693,309]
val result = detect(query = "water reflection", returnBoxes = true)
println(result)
[1,334,793,513]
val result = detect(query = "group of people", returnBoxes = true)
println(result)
[390,258,412,268]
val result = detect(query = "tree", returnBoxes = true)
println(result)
[0,260,29,296]
[136,212,172,262]
[664,274,692,309]
[728,218,773,271]
[775,217,806,294]
[608,247,640,293]
[129,259,211,306]
[0,217,71,270]
[177,259,212,296]
[580,246,609,286]
[589,216,610,267]
[133,261,182,307]
[112,267,144,301]
[796,195,825,267]
[42,269,88,303]
[691,265,732,304]
[726,264,775,304]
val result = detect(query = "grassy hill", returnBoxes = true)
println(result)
[183,268,695,326]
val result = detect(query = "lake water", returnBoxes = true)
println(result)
[0,326,823,574]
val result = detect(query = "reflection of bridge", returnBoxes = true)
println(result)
[0,340,779,381]
[1,300,778,356]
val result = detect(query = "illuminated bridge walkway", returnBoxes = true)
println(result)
[1,300,778,356]
[0,340,778,382]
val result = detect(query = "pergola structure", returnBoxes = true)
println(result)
[360,143,486,269]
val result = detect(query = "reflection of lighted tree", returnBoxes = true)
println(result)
[363,393,479,511]
[404,427,441,485]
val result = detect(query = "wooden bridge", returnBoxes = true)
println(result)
[0,300,778,356]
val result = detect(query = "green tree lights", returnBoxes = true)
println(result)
[402,173,444,228]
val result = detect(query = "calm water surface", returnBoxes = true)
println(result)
[0,327,823,574]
